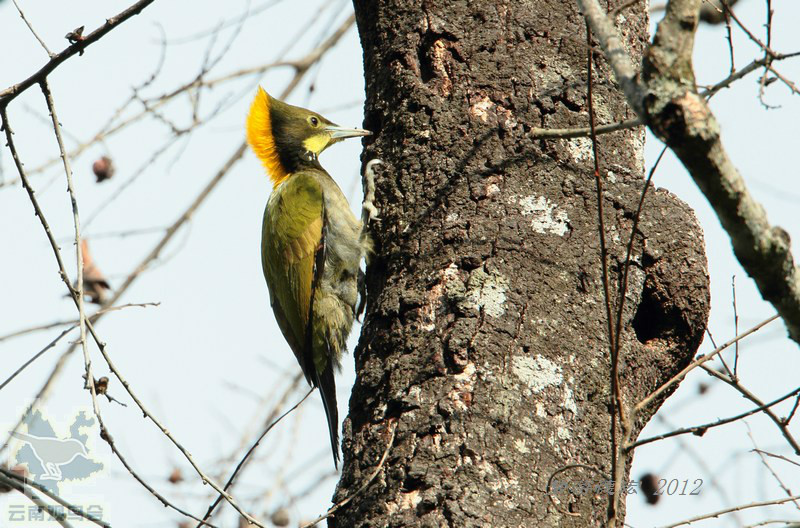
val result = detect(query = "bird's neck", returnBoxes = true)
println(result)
[269,155,324,189]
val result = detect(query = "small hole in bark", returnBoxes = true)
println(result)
[418,40,436,83]
[364,110,383,140]
[632,277,683,346]
[633,284,667,344]
[403,475,424,492]
[386,399,409,418]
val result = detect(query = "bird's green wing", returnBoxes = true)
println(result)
[262,171,341,467]
[261,171,325,381]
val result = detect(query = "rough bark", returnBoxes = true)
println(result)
[334,1,710,527]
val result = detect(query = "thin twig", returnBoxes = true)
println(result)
[785,395,800,426]
[634,314,779,414]
[658,494,800,528]
[732,276,740,378]
[719,0,778,59]
[299,420,398,528]
[42,82,156,528]
[0,107,78,299]
[84,271,268,527]
[0,468,111,528]
[198,387,314,525]
[585,21,628,527]
[723,4,735,75]
[702,365,800,455]
[93,419,220,527]
[0,472,74,528]
[766,63,800,96]
[0,0,158,105]
[0,105,88,460]
[0,325,76,392]
[752,449,800,469]
[10,0,54,58]
[0,302,160,343]
[629,384,800,449]
[40,76,99,419]
[747,427,800,511]
[530,118,642,139]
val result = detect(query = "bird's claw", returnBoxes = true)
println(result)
[362,202,380,222]
[362,159,383,224]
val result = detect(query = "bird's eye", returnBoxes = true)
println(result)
[309,116,319,127]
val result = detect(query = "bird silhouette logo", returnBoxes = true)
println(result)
[9,431,89,481]
[9,409,103,493]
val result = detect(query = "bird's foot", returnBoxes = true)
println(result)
[362,159,382,224]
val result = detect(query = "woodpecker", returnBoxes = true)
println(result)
[246,87,374,467]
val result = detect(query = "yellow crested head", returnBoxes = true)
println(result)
[246,87,371,188]
[246,87,289,186]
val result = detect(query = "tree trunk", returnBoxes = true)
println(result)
[334,1,710,526]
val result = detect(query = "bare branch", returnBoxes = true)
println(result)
[702,365,800,455]
[0,106,80,307]
[91,417,221,527]
[0,0,157,106]
[300,420,397,528]
[633,314,779,416]
[530,117,642,139]
[0,326,76,392]
[35,82,181,528]
[753,449,800,469]
[576,0,644,115]
[629,384,800,449]
[0,468,110,528]
[10,0,54,58]
[659,493,800,528]
[40,76,98,423]
[577,0,800,344]
[584,22,630,524]
[0,472,74,528]
[748,429,800,511]
[198,385,313,525]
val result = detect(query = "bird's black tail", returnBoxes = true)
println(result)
[315,359,340,469]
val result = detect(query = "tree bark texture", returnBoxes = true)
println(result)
[335,1,710,526]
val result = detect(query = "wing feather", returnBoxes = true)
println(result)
[261,172,325,380]
[261,170,341,467]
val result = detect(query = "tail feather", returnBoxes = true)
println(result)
[314,360,340,469]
